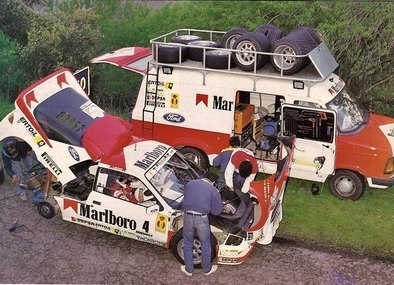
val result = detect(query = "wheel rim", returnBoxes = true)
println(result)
[177,238,202,265]
[273,45,297,70]
[235,40,257,65]
[334,175,356,197]
[226,35,241,49]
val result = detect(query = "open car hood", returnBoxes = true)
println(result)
[91,47,152,75]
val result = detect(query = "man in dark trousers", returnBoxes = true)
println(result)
[1,138,45,203]
[181,172,223,277]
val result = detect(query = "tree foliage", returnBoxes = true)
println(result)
[0,31,27,100]
[0,1,392,116]
[19,7,102,81]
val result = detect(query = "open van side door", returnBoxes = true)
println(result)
[281,104,336,183]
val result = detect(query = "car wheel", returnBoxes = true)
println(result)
[232,32,270,71]
[179,147,209,170]
[153,44,188,63]
[220,27,249,49]
[187,40,220,62]
[254,24,285,45]
[172,35,203,45]
[37,201,56,219]
[205,50,235,69]
[270,26,321,75]
[329,170,366,200]
[171,228,218,267]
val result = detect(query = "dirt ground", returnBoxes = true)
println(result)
[1,183,393,285]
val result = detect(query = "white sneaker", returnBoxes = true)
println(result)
[180,265,192,277]
[20,192,27,201]
[204,264,218,276]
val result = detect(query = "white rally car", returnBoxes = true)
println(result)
[0,68,294,266]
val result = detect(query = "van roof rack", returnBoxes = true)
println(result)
[150,28,339,83]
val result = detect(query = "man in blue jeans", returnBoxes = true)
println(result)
[181,172,223,277]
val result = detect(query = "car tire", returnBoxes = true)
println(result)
[328,170,366,200]
[153,44,188,63]
[187,40,220,62]
[270,26,321,75]
[220,27,249,49]
[205,50,235,69]
[232,32,271,71]
[37,201,56,219]
[254,24,285,45]
[172,35,203,45]
[179,147,209,170]
[170,228,218,267]
[0,165,4,185]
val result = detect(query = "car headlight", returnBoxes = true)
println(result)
[384,157,394,174]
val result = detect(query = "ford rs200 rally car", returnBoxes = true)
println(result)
[0,68,294,266]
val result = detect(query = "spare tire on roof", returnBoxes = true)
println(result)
[270,26,322,75]
[254,24,285,45]
[172,35,203,45]
[220,27,249,49]
[187,40,220,62]
[153,44,188,63]
[205,50,235,69]
[232,32,271,71]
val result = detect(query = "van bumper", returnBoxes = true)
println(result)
[370,176,394,188]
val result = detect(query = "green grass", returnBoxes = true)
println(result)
[1,97,393,260]
[278,179,394,260]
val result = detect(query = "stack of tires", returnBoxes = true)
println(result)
[153,25,322,75]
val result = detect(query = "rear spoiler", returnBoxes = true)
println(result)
[91,47,152,75]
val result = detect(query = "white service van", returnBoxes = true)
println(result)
[92,27,394,200]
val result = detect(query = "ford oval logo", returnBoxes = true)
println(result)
[68,146,80,161]
[163,113,185,123]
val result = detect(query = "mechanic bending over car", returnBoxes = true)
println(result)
[1,137,45,203]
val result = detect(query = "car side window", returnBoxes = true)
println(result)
[96,168,155,205]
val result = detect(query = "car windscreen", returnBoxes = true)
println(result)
[34,87,105,146]
[148,151,199,209]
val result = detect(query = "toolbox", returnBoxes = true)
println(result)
[234,104,254,134]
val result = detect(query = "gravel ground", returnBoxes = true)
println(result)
[1,184,393,285]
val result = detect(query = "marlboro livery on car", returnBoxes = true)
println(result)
[0,68,294,266]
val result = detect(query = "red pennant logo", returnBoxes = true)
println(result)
[196,93,208,107]
[25,91,38,108]
[64,198,78,213]
[57,73,68,87]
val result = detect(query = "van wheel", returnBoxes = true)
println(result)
[232,32,270,71]
[37,201,56,219]
[171,228,217,267]
[328,170,366,200]
[220,27,249,49]
[153,44,188,63]
[179,147,209,170]
[205,50,235,69]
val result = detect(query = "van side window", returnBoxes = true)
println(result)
[294,100,322,108]
[283,107,335,143]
